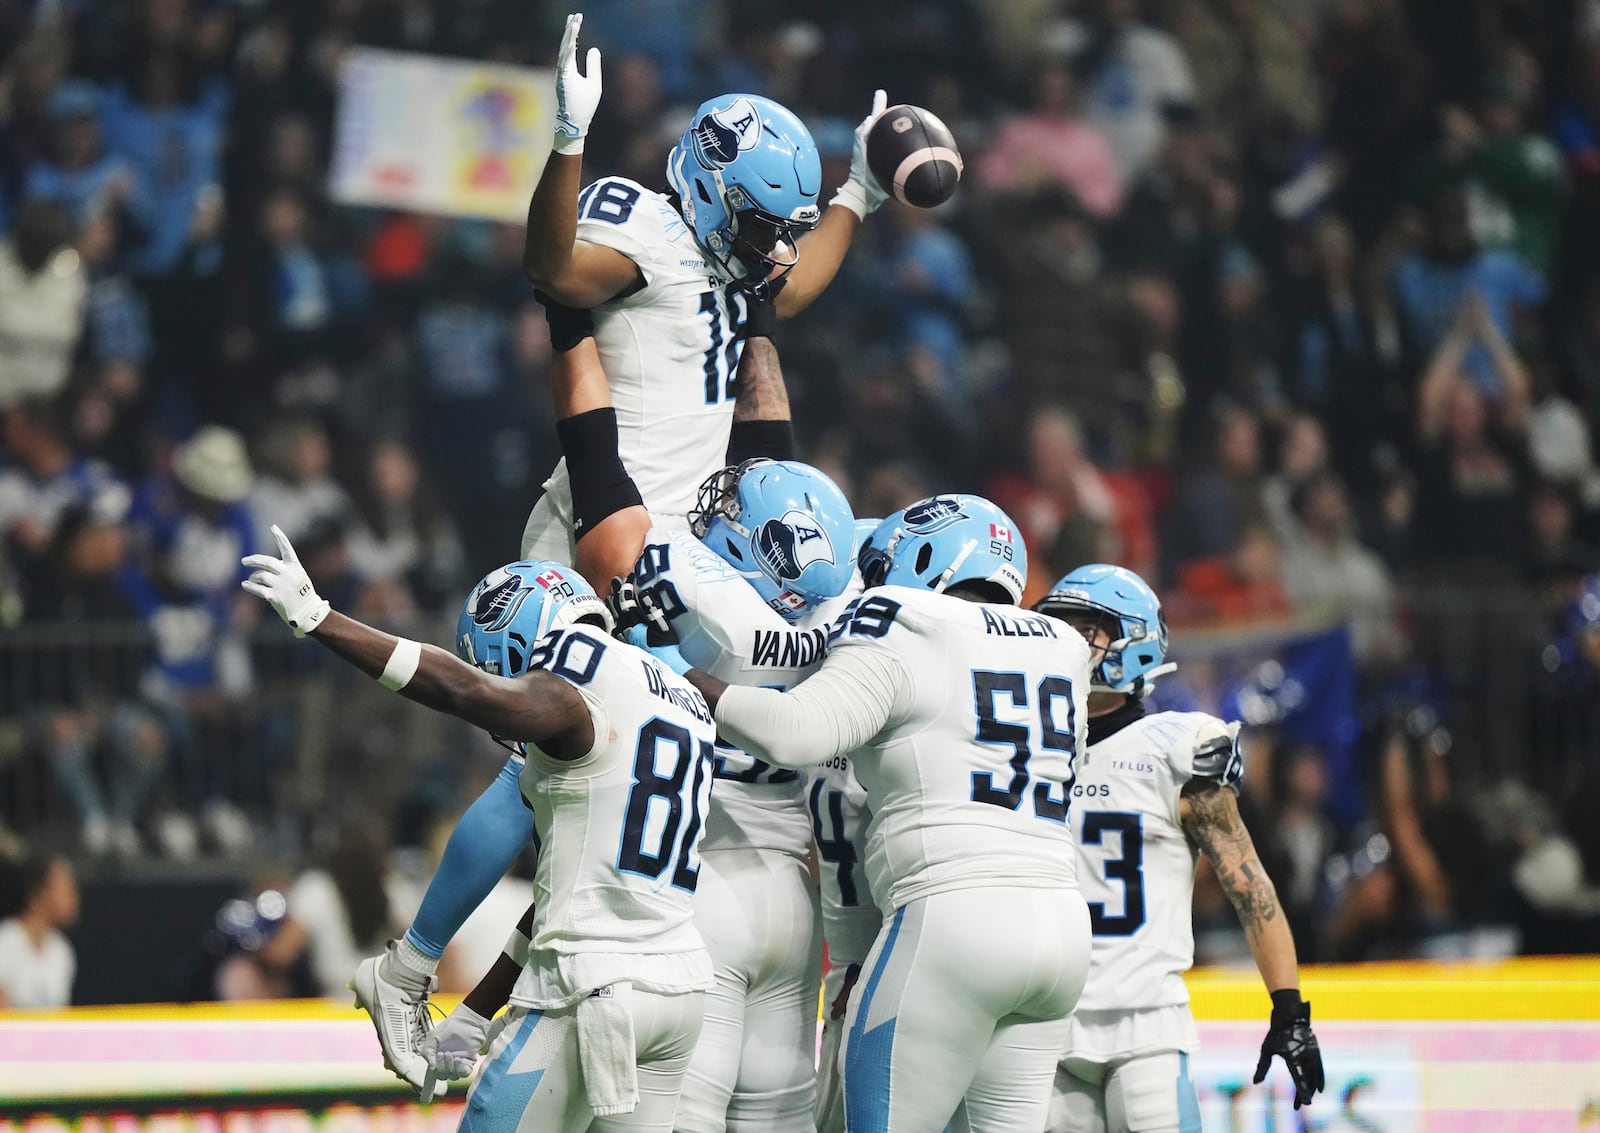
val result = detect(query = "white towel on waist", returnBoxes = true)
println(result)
[577,981,637,1116]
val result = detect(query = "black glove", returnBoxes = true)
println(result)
[1255,990,1324,1109]
[739,281,782,341]
[533,290,595,352]
[607,576,674,638]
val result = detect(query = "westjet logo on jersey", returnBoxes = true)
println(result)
[902,496,966,534]
[467,570,532,632]
[755,509,836,582]
[692,97,761,169]
[750,625,829,668]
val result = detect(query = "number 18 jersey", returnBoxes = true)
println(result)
[532,177,746,549]
[510,624,718,1010]
[1069,710,1242,1013]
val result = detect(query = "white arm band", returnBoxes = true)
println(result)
[714,644,906,769]
[502,927,531,967]
[379,638,423,691]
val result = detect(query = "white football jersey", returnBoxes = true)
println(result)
[634,527,843,861]
[510,624,718,1009]
[806,755,881,967]
[538,178,746,534]
[1070,710,1243,1013]
[827,586,1092,911]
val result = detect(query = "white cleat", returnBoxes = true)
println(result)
[351,947,447,1101]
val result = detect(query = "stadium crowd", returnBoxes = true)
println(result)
[2,0,1600,1001]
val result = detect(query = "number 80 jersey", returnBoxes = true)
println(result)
[1068,711,1243,1014]
[510,624,719,1011]
[538,177,748,533]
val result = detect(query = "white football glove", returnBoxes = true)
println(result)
[421,1004,496,1082]
[553,13,602,155]
[830,89,889,221]
[241,525,330,638]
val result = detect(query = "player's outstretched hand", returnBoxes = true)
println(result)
[1254,991,1324,1108]
[421,1004,495,1082]
[830,89,889,220]
[534,289,595,351]
[553,13,602,155]
[241,525,330,638]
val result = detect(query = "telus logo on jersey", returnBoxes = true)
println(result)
[691,96,761,169]
[902,495,967,535]
[467,569,533,633]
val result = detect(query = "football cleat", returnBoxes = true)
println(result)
[350,945,446,1100]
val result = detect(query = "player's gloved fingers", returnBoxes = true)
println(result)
[559,13,580,66]
[585,46,601,84]
[1253,1048,1272,1085]
[241,578,275,601]
[270,524,299,563]
[870,88,887,119]
[240,555,282,573]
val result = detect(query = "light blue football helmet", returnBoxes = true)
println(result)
[852,517,883,563]
[861,494,1027,604]
[666,93,822,297]
[689,458,855,621]
[1033,564,1176,694]
[456,560,612,678]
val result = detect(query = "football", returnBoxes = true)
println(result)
[865,104,964,209]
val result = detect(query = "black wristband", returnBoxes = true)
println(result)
[742,294,779,341]
[726,419,795,464]
[534,290,596,352]
[556,409,643,535]
[1270,988,1305,1018]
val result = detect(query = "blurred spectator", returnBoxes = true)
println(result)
[347,438,465,614]
[1160,403,1268,582]
[1169,520,1294,626]
[1060,0,1197,182]
[21,80,145,237]
[1176,0,1320,157]
[0,198,87,409]
[0,852,78,1008]
[872,202,977,412]
[249,414,351,547]
[260,820,418,998]
[1523,480,1592,589]
[1279,470,1400,664]
[1389,189,1545,395]
[976,61,1123,217]
[1412,292,1533,575]
[1261,412,1329,540]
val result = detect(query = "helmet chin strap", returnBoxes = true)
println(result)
[932,539,979,595]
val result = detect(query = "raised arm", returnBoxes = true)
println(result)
[1180,780,1324,1109]
[521,15,642,307]
[726,290,795,463]
[1417,304,1474,442]
[774,90,888,319]
[241,526,593,754]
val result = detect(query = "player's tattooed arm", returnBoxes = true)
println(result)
[1180,780,1302,994]
[733,335,789,424]
[309,612,596,757]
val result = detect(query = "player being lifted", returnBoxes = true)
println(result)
[520,12,891,584]
[677,496,1096,1133]
[1034,565,1324,1132]
[427,292,860,1133]
[240,542,719,1132]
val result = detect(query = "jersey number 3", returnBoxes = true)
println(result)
[969,671,1075,822]
[1081,811,1145,936]
[618,718,713,892]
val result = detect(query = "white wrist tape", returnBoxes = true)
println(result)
[379,638,423,691]
[829,181,871,222]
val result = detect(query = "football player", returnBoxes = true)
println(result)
[519,13,890,585]
[241,546,718,1132]
[676,495,1096,1133]
[1034,565,1324,1132]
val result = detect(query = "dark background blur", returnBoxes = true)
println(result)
[2,0,1600,1004]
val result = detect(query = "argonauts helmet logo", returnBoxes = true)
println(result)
[692,96,762,169]
[467,569,533,633]
[902,496,968,535]
[754,509,836,582]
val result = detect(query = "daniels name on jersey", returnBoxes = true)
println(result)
[1070,711,1243,1014]
[510,624,718,1010]
[539,177,748,529]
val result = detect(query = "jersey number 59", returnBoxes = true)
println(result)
[968,671,1076,823]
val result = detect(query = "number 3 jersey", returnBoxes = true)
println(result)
[633,526,857,863]
[510,624,718,1010]
[536,178,747,538]
[1069,710,1243,1015]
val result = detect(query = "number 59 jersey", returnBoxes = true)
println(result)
[828,586,1092,912]
[1069,711,1243,1013]
[511,624,719,1011]
[536,177,747,536]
